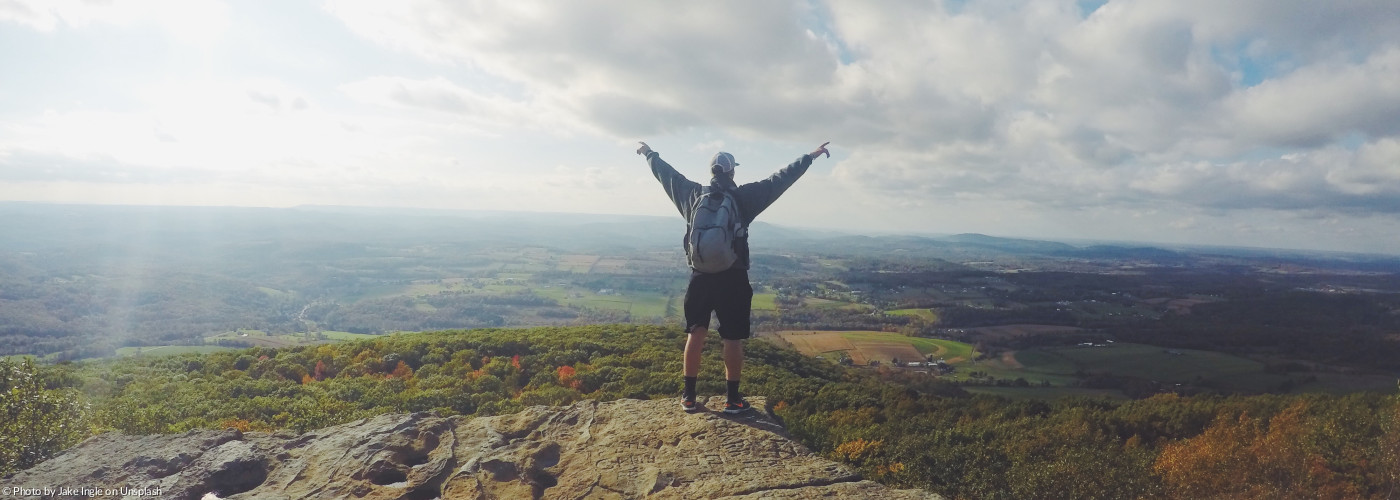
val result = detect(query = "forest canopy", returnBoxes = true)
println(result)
[4,324,1398,499]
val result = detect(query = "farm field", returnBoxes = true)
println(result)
[591,258,635,273]
[116,345,233,357]
[968,343,1352,394]
[964,324,1082,340]
[1142,295,1223,314]
[778,330,977,366]
[256,286,293,298]
[205,330,306,348]
[951,349,1081,386]
[317,331,380,341]
[802,298,874,312]
[535,286,673,319]
[556,254,600,272]
[380,278,531,299]
[1294,372,1400,394]
[886,308,938,322]
[964,386,1128,400]
[204,330,382,350]
[1048,343,1262,384]
[945,342,1398,396]
[397,278,474,297]
[752,293,777,311]
[1061,300,1160,321]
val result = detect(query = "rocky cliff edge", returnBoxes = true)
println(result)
[5,397,940,499]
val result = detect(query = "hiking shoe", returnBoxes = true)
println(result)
[723,398,753,414]
[680,396,701,412]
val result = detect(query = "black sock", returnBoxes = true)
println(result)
[727,380,741,402]
[684,377,697,400]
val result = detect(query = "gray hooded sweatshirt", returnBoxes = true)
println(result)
[646,151,814,272]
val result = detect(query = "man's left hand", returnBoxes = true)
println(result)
[636,141,653,156]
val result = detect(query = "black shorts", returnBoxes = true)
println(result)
[683,268,753,340]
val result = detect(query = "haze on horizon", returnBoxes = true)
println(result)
[2,1,1399,254]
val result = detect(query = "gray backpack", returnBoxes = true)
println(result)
[686,187,746,273]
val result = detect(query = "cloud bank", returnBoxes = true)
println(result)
[3,0,1399,253]
[326,0,1400,218]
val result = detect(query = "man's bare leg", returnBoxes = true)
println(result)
[721,338,750,412]
[722,339,742,382]
[684,325,707,378]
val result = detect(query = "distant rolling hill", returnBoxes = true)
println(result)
[2,202,1396,271]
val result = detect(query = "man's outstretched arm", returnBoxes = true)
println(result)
[638,141,702,218]
[736,142,831,221]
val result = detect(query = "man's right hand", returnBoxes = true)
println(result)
[811,141,831,159]
[636,141,653,156]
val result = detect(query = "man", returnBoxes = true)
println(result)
[637,140,831,413]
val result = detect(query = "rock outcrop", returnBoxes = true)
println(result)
[5,397,940,499]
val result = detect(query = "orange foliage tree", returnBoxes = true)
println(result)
[1153,400,1385,500]
[389,360,414,380]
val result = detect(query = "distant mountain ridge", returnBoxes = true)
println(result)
[2,202,1398,269]
[936,233,1080,253]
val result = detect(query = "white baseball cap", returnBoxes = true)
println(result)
[710,151,739,172]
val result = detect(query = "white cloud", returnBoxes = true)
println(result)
[0,78,413,188]
[339,76,553,132]
[690,140,725,153]
[0,0,229,43]
[324,0,842,139]
[327,0,1393,224]
[1223,47,1400,148]
[5,0,1400,253]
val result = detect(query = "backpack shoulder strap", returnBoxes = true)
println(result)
[718,189,748,237]
[687,186,711,225]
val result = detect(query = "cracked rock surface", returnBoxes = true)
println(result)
[5,397,941,499]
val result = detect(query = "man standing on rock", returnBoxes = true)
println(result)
[638,140,831,413]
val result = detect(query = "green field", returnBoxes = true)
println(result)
[116,345,234,357]
[555,254,599,273]
[965,386,1128,400]
[957,343,1309,393]
[318,331,380,340]
[202,329,382,349]
[803,297,874,312]
[944,343,1398,396]
[208,329,268,338]
[499,262,552,272]
[256,286,293,298]
[953,298,997,308]
[399,278,472,297]
[842,332,975,360]
[535,287,672,318]
[887,308,938,322]
[752,293,777,311]
[1295,372,1400,394]
[1012,349,1079,373]
[779,330,979,366]
[375,276,533,300]
[357,268,686,320]
[1049,343,1262,384]
[481,283,530,294]
[803,297,845,308]
[953,349,1082,386]
[1060,300,1160,321]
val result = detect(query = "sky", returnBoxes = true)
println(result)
[2,1,1399,254]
